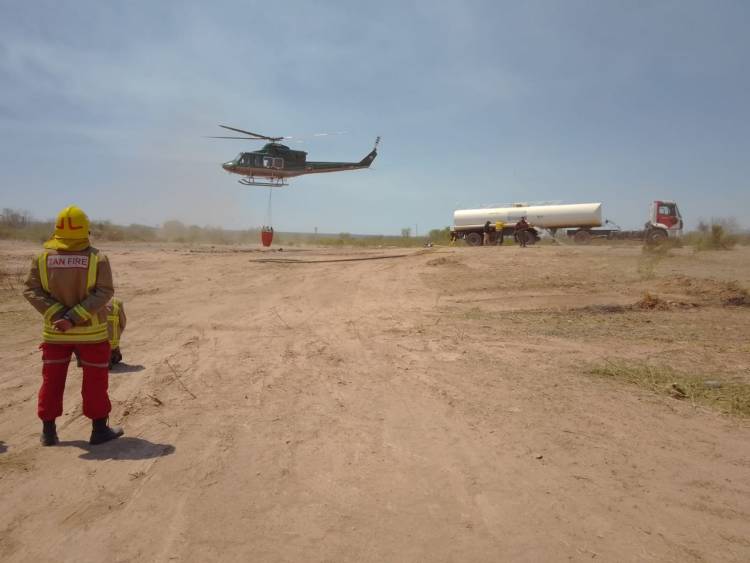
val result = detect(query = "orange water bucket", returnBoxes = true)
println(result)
[261,229,273,247]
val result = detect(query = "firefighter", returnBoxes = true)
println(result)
[483,221,492,246]
[23,205,124,446]
[495,221,506,245]
[107,298,126,367]
[515,216,531,247]
[73,298,126,368]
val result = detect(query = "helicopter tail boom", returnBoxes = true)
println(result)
[358,136,380,167]
[305,137,379,172]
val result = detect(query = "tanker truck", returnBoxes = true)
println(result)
[451,200,683,245]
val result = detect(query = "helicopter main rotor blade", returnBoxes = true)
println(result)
[218,124,282,141]
[205,136,270,140]
[274,131,347,142]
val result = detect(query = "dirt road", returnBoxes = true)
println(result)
[1,241,749,562]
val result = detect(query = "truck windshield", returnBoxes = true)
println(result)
[658,204,676,216]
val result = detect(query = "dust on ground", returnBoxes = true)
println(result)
[1,240,749,562]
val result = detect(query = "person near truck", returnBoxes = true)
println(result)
[23,205,124,446]
[74,297,127,369]
[514,216,530,247]
[495,221,505,245]
[483,221,492,246]
[106,298,126,367]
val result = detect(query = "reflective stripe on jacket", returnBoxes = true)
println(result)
[24,247,114,343]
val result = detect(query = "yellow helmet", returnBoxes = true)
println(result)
[43,205,91,251]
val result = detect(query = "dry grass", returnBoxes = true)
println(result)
[590,360,750,417]
[719,282,750,307]
[684,224,739,251]
[637,251,668,280]
[292,233,431,248]
[0,264,27,293]
[634,291,671,310]
[659,276,750,307]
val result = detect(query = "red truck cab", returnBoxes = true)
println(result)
[646,200,683,243]
[651,201,682,230]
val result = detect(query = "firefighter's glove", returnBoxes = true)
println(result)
[53,317,74,332]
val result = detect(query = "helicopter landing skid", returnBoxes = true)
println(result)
[238,177,288,188]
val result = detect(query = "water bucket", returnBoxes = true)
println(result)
[261,228,273,247]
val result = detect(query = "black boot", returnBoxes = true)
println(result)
[89,418,124,445]
[109,348,122,369]
[40,420,58,446]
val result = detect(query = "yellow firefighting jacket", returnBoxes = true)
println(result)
[23,247,114,343]
[106,298,126,348]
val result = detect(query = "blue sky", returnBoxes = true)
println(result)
[1,0,748,234]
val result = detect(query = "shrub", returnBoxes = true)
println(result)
[685,219,740,251]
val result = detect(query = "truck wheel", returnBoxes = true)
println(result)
[526,230,537,245]
[574,230,592,245]
[466,232,482,246]
[646,229,667,245]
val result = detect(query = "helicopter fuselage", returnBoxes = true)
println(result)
[222,142,377,182]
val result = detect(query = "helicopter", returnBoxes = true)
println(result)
[209,125,380,187]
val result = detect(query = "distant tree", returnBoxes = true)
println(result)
[710,217,740,234]
[401,227,411,238]
[162,220,187,241]
[428,227,451,243]
[187,225,203,243]
[1,208,32,228]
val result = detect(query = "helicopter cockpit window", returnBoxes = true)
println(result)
[235,153,243,164]
[263,156,273,168]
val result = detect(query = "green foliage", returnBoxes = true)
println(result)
[428,227,452,244]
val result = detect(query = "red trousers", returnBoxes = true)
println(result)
[39,341,112,421]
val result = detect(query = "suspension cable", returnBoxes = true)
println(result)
[264,187,273,227]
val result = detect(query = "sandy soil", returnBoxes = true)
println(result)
[1,240,749,562]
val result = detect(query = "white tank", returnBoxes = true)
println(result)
[453,202,603,229]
